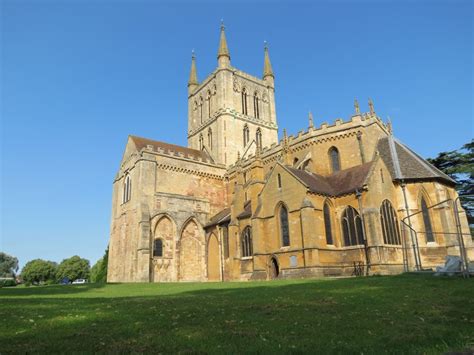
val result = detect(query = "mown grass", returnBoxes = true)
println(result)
[0,274,473,353]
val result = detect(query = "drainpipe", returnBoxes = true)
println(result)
[400,180,421,271]
[299,210,307,268]
[356,189,370,275]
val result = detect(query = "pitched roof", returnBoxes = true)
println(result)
[377,136,455,185]
[204,207,231,228]
[237,201,252,219]
[286,162,374,197]
[130,135,212,162]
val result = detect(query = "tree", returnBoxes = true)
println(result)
[21,259,58,284]
[428,140,473,228]
[56,256,90,282]
[90,247,108,283]
[0,252,19,278]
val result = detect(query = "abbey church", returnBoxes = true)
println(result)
[107,25,472,282]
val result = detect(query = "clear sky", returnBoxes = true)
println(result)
[1,0,473,269]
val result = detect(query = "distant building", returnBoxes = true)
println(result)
[107,24,472,282]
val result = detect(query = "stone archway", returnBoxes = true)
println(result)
[152,216,175,282]
[179,219,204,281]
[207,233,220,281]
[269,257,280,279]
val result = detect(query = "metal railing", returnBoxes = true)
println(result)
[400,197,472,278]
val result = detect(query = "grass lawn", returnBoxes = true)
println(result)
[1,274,473,353]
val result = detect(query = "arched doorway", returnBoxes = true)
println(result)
[269,257,279,279]
[179,220,204,281]
[207,233,220,281]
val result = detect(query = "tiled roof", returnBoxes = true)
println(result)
[130,135,212,162]
[237,201,252,220]
[286,162,374,197]
[204,208,231,228]
[377,136,455,185]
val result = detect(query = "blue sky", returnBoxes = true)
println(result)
[1,0,472,269]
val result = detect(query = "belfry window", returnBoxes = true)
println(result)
[123,175,131,204]
[253,92,260,118]
[242,88,248,115]
[208,128,213,150]
[279,204,290,247]
[241,226,253,257]
[421,197,434,243]
[243,124,250,146]
[199,96,203,123]
[329,147,340,173]
[341,206,364,246]
[323,202,333,245]
[207,90,212,118]
[153,239,163,257]
[380,200,401,245]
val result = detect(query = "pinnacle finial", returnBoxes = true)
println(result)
[263,42,274,79]
[354,98,360,114]
[188,50,198,87]
[387,116,393,135]
[368,98,375,114]
[308,111,314,128]
[217,20,230,61]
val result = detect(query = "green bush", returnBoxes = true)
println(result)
[0,279,16,287]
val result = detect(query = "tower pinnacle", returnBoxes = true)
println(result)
[217,21,230,67]
[263,42,274,79]
[188,50,198,94]
[354,99,360,115]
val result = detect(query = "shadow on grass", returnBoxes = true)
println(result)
[1,274,473,353]
[0,282,107,297]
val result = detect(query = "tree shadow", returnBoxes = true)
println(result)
[1,274,472,353]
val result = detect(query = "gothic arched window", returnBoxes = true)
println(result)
[421,197,434,243]
[208,128,212,150]
[256,128,262,149]
[243,124,249,146]
[341,206,364,246]
[277,173,282,188]
[123,175,131,204]
[153,239,163,257]
[328,147,340,173]
[241,226,253,257]
[380,200,401,245]
[253,92,260,118]
[279,204,290,247]
[242,88,248,115]
[323,202,333,245]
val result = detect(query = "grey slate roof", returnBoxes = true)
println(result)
[377,136,455,185]
[130,135,212,162]
[237,201,252,220]
[286,162,374,197]
[204,207,231,228]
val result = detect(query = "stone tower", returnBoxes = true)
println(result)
[187,23,279,166]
